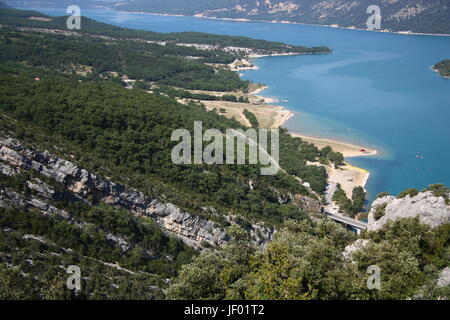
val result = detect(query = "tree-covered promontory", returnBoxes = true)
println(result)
[434,59,450,78]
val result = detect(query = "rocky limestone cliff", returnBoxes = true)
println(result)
[437,267,450,288]
[0,136,280,249]
[273,187,322,213]
[367,192,450,232]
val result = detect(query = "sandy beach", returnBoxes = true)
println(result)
[229,59,259,71]
[248,84,268,96]
[250,84,377,196]
[289,133,377,158]
[294,133,374,200]
[307,159,370,201]
[200,100,293,129]
[291,133,375,198]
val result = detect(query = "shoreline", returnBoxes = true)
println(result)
[248,80,377,194]
[432,66,450,79]
[113,9,450,38]
[289,133,378,158]
[248,75,377,158]
[290,132,375,193]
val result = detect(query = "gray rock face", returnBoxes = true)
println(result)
[27,178,55,199]
[368,192,450,232]
[0,188,25,208]
[106,234,132,253]
[0,162,17,176]
[0,136,275,249]
[272,188,321,213]
[342,239,369,261]
[437,267,450,288]
[293,193,322,213]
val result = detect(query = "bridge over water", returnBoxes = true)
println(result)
[325,211,367,234]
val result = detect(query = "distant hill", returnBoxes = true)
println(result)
[2,0,107,9]
[115,0,450,35]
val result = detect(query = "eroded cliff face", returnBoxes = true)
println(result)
[367,192,450,232]
[0,136,293,249]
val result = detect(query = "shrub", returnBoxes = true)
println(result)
[373,203,388,221]
[424,184,450,198]
[376,192,390,199]
[397,188,419,199]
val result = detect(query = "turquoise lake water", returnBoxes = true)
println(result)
[14,8,450,201]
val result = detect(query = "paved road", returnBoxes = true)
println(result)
[231,129,282,172]
[325,182,337,207]
[325,211,368,230]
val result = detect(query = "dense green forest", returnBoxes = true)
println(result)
[332,185,366,218]
[167,218,450,300]
[0,28,247,91]
[243,109,259,128]
[0,8,331,54]
[0,7,330,93]
[0,10,334,226]
[0,207,176,299]
[434,60,450,78]
[0,62,331,226]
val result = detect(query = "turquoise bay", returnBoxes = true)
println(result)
[19,8,450,201]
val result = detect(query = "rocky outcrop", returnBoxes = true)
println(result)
[0,136,275,249]
[293,194,321,213]
[342,239,369,261]
[145,201,230,248]
[437,267,450,288]
[0,184,135,251]
[0,188,25,208]
[106,234,132,253]
[272,188,321,213]
[367,192,450,232]
[0,163,74,219]
[0,162,17,176]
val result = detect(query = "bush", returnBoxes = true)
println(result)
[376,192,390,199]
[243,109,259,128]
[424,184,450,199]
[373,203,388,221]
[397,188,419,199]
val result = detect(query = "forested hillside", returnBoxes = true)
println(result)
[0,8,334,298]
[0,29,246,91]
[0,7,448,300]
[167,218,450,300]
[0,63,329,224]
[115,0,450,35]
[0,8,330,53]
